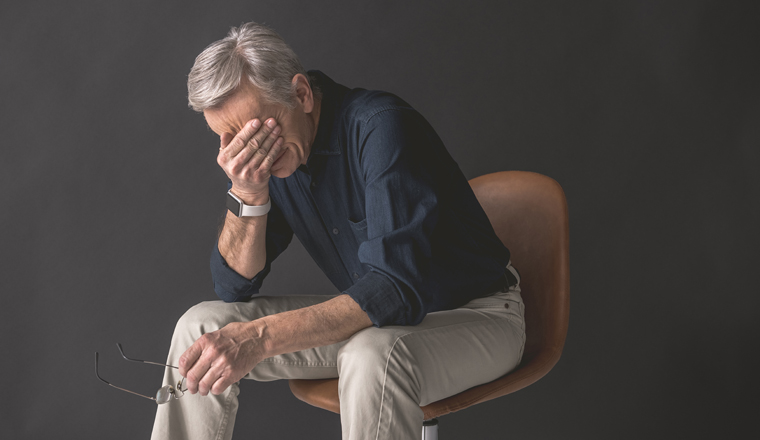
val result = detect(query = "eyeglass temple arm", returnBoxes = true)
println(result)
[116,343,178,369]
[114,344,187,393]
[95,352,157,401]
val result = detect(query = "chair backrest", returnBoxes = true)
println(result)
[420,171,570,419]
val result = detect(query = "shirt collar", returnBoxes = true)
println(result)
[307,70,345,161]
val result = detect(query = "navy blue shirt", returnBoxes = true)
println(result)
[210,71,511,327]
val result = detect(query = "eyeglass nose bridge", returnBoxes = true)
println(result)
[173,378,186,398]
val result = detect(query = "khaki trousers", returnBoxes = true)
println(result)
[151,265,525,440]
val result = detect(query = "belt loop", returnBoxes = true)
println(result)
[504,262,519,291]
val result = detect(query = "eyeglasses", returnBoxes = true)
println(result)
[95,343,187,404]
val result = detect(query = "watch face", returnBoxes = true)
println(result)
[226,192,241,216]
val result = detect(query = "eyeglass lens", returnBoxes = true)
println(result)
[155,379,186,404]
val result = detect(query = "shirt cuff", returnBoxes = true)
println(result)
[343,271,412,327]
[210,242,268,302]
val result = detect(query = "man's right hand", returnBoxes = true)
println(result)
[217,118,284,205]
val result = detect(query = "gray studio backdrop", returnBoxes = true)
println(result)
[1,0,758,439]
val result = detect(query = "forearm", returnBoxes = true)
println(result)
[256,294,373,358]
[217,192,270,279]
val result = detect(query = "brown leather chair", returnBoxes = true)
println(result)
[289,171,570,438]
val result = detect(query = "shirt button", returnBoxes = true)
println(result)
[311,181,316,188]
[353,272,360,280]
[332,228,339,235]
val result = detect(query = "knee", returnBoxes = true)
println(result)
[337,328,421,402]
[338,328,418,379]
[173,297,276,339]
[173,301,231,337]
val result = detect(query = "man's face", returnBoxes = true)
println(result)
[203,78,318,179]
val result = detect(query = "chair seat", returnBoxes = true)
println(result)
[289,343,560,420]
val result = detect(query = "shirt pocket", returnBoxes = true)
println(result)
[348,217,368,244]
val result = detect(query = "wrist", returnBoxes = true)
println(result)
[249,318,275,358]
[231,188,269,206]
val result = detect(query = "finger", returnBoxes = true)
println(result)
[198,362,225,396]
[217,133,235,167]
[185,356,214,394]
[228,126,280,179]
[238,119,280,165]
[178,342,202,377]
[220,132,234,150]
[247,136,284,175]
[182,343,216,394]
[244,126,282,171]
[224,119,278,173]
[222,119,261,157]
[211,371,237,396]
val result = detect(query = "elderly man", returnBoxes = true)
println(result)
[152,22,525,440]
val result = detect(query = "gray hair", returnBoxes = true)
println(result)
[187,22,308,112]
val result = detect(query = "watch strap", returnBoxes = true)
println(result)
[227,190,271,217]
[240,198,271,216]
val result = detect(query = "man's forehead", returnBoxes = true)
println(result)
[204,84,267,134]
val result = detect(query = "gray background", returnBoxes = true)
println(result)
[1,0,758,439]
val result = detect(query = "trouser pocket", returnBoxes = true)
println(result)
[460,287,524,324]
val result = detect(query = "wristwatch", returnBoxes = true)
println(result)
[226,190,271,217]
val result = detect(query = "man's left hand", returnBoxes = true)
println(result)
[178,321,267,396]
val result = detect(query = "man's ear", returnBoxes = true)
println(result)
[292,73,314,112]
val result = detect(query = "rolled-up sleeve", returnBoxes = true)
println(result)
[210,192,294,302]
[343,107,442,327]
